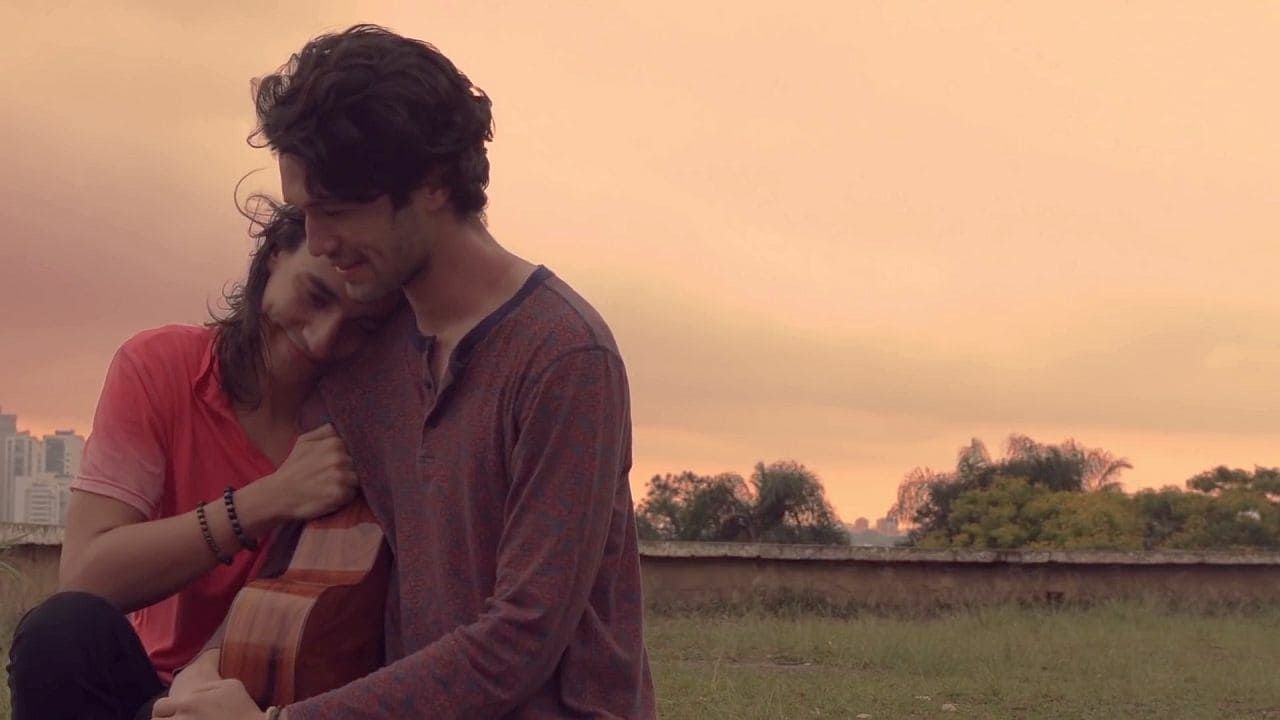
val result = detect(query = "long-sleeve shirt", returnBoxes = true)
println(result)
[288,266,655,719]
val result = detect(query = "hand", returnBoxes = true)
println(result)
[265,423,359,521]
[151,678,264,719]
[167,648,221,701]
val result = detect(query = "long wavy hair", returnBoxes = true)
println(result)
[207,195,305,409]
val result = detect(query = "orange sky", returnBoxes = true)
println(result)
[2,2,1279,522]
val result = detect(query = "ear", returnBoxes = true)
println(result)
[410,182,451,213]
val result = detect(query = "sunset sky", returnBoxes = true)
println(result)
[3,2,1279,522]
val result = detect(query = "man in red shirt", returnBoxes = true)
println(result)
[154,24,655,720]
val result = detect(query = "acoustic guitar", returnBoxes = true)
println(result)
[219,495,391,706]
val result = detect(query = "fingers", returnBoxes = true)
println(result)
[191,678,239,694]
[151,696,176,718]
[150,679,247,719]
[299,423,338,441]
[335,461,357,482]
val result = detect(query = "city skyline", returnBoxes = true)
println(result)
[4,3,1280,522]
[1,406,84,526]
[0,400,912,538]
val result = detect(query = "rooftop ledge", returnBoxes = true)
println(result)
[7,525,1280,567]
[638,540,1280,566]
[1,523,66,546]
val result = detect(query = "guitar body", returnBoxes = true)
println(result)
[219,496,391,707]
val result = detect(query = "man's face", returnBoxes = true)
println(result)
[279,154,430,303]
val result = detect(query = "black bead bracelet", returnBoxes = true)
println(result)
[223,486,258,552]
[196,501,234,565]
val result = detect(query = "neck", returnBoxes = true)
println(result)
[248,366,311,428]
[402,216,535,338]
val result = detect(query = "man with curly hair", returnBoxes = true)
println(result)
[152,24,655,720]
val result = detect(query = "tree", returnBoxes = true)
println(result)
[888,466,940,529]
[893,434,1132,544]
[635,461,849,545]
[1025,490,1142,550]
[917,476,1047,549]
[749,461,849,545]
[1175,466,1280,549]
[1185,466,1280,499]
[917,476,1143,551]
[1132,487,1209,549]
[1001,434,1133,493]
[634,471,752,542]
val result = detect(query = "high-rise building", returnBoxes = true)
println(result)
[0,408,17,523]
[43,429,85,478]
[14,472,70,526]
[4,431,44,523]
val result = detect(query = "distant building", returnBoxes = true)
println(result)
[875,517,899,535]
[14,472,71,526]
[0,409,16,522]
[5,431,44,523]
[43,429,85,478]
[0,420,85,526]
[844,515,905,547]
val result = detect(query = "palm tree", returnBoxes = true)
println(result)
[1080,447,1133,492]
[892,433,1133,539]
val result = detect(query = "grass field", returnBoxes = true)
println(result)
[647,602,1280,719]
[4,602,1280,719]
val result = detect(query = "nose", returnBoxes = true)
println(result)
[305,216,339,258]
[303,313,342,361]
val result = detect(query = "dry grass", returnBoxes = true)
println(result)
[4,598,1280,719]
[648,601,1280,720]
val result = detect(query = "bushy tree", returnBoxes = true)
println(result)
[891,434,1132,543]
[635,461,849,545]
[916,476,1142,551]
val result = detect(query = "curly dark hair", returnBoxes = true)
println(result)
[207,195,306,409]
[250,24,494,214]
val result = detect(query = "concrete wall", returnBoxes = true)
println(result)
[640,541,1280,612]
[2,524,65,639]
[6,525,1280,636]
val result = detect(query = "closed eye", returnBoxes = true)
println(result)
[304,275,340,309]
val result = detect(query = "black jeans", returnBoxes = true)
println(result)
[7,591,167,720]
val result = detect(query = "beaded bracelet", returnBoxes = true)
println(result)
[223,486,258,551]
[196,501,233,565]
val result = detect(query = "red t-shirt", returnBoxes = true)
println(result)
[73,324,275,682]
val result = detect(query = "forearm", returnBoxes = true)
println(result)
[285,611,578,719]
[60,479,287,612]
[288,486,615,715]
